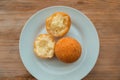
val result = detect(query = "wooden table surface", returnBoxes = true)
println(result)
[0,0,120,80]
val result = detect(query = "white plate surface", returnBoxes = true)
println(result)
[19,6,99,80]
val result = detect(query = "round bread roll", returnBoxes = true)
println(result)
[55,37,82,63]
[34,34,55,58]
[46,12,71,37]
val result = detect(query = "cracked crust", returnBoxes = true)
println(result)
[46,12,71,37]
[34,34,55,59]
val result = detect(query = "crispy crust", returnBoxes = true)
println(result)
[46,12,71,37]
[34,34,55,59]
[55,37,82,63]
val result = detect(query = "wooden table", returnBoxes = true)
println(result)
[0,0,120,80]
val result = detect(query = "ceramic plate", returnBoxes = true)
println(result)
[19,6,99,80]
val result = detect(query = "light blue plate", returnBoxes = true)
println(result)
[19,6,100,80]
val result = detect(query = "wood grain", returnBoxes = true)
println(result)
[0,0,120,80]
